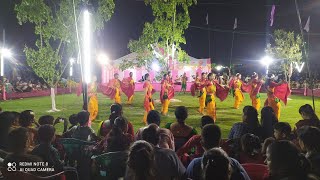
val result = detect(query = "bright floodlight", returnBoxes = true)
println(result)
[152,62,160,71]
[98,53,109,65]
[260,56,273,66]
[83,10,91,83]
[1,48,12,58]
[295,62,305,73]
[69,58,75,77]
[216,65,223,71]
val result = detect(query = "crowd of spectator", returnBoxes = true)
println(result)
[0,103,320,180]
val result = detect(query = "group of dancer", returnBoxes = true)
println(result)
[83,70,290,125]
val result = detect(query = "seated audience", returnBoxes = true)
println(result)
[201,148,232,180]
[11,111,20,128]
[273,122,292,140]
[265,140,313,180]
[31,125,63,173]
[260,106,278,140]
[62,114,79,138]
[135,110,174,150]
[261,137,275,155]
[38,115,55,125]
[186,124,250,180]
[142,124,186,180]
[229,106,262,139]
[3,128,41,171]
[0,112,15,151]
[176,115,214,157]
[297,126,320,177]
[125,140,157,180]
[238,133,264,164]
[19,110,39,149]
[296,104,320,130]
[99,103,134,137]
[165,106,197,151]
[70,111,98,141]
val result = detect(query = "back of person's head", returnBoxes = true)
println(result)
[106,117,130,152]
[273,122,291,140]
[114,116,128,133]
[201,148,231,180]
[175,106,188,124]
[11,111,20,126]
[109,103,123,125]
[142,124,160,146]
[299,104,319,120]
[77,111,90,126]
[69,114,78,126]
[297,126,320,153]
[201,124,221,150]
[262,137,275,155]
[128,141,156,180]
[201,116,214,128]
[147,110,161,126]
[38,125,55,143]
[261,106,278,125]
[38,115,55,125]
[241,133,261,156]
[19,110,35,127]
[242,106,259,128]
[8,127,29,153]
[0,111,15,130]
[267,140,310,178]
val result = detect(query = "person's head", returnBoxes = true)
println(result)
[261,106,278,124]
[146,110,161,126]
[297,126,320,153]
[19,110,35,127]
[38,125,56,144]
[299,104,319,120]
[201,124,222,151]
[175,106,188,124]
[11,111,20,126]
[201,148,232,180]
[163,73,168,80]
[236,73,241,79]
[183,72,186,76]
[252,72,258,80]
[266,141,310,178]
[129,72,133,77]
[38,115,55,125]
[114,73,119,79]
[109,103,123,125]
[77,111,90,126]
[242,106,259,128]
[201,72,206,79]
[7,127,29,153]
[241,133,261,156]
[201,116,214,128]
[114,116,129,133]
[144,73,150,81]
[168,71,172,77]
[142,124,160,146]
[207,73,215,80]
[273,122,291,140]
[127,141,156,180]
[261,137,275,155]
[0,111,15,130]
[69,114,78,126]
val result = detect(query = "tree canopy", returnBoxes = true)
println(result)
[120,0,197,77]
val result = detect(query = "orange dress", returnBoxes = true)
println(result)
[143,81,155,123]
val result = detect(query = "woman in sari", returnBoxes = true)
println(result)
[230,73,244,109]
[160,74,172,116]
[88,76,98,126]
[143,73,155,124]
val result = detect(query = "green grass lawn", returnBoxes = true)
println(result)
[1,92,319,137]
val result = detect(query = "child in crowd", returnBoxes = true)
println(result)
[19,110,39,150]
[31,125,63,174]
[70,111,98,142]
[273,122,292,140]
[238,133,264,164]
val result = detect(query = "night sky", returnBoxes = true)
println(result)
[1,0,320,68]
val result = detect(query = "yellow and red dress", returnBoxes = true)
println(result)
[198,78,207,114]
[205,81,217,121]
[160,79,171,115]
[249,79,262,111]
[143,81,155,123]
[121,77,135,105]
[88,82,98,124]
[231,79,244,109]
[101,78,122,104]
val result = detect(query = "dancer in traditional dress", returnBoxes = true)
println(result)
[198,72,207,114]
[180,72,188,94]
[101,73,122,104]
[205,73,229,121]
[88,76,99,126]
[242,72,263,111]
[160,74,173,116]
[121,72,135,105]
[143,73,155,123]
[229,73,244,109]
[264,74,290,120]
